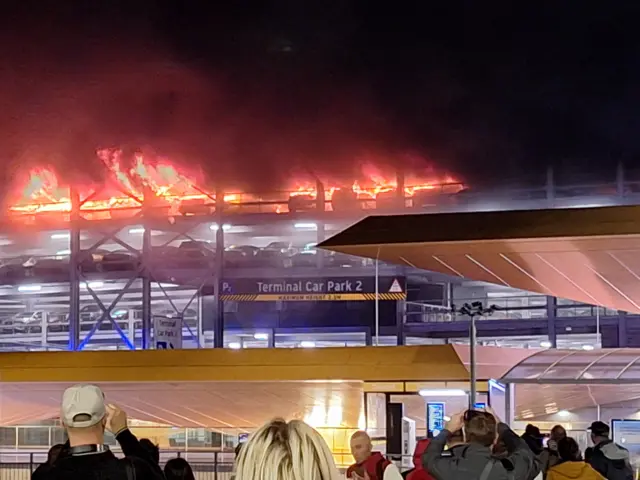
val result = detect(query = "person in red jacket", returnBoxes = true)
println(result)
[407,439,435,480]
[347,431,402,480]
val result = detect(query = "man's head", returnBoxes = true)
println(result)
[558,437,582,462]
[61,385,107,446]
[350,431,372,464]
[464,411,497,448]
[589,421,610,445]
[550,425,567,442]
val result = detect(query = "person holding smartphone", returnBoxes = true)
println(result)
[41,384,164,480]
[422,406,539,480]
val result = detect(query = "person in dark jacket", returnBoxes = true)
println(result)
[164,457,196,480]
[139,438,160,464]
[522,425,544,456]
[32,444,67,480]
[587,421,633,480]
[40,384,164,480]
[446,430,466,457]
[423,407,539,480]
[541,425,567,478]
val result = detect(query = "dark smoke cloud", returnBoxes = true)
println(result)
[0,3,425,196]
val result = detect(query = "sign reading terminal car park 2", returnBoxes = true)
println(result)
[219,277,406,301]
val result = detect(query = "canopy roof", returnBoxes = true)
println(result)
[502,348,640,384]
[319,205,640,313]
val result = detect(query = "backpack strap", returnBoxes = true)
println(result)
[479,460,495,480]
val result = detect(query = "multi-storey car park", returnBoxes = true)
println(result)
[0,153,639,352]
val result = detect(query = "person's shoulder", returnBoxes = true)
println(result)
[123,455,164,479]
[382,463,403,480]
[120,455,153,472]
[586,465,606,480]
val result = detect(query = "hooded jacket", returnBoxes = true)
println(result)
[547,461,606,480]
[423,423,539,480]
[588,440,634,480]
[407,439,435,480]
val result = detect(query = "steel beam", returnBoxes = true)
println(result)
[68,188,81,351]
[396,298,406,345]
[141,187,153,349]
[213,186,225,348]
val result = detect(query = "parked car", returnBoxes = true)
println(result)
[101,250,140,272]
[1,311,43,334]
[255,242,296,268]
[224,245,259,267]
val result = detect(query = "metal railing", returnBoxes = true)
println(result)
[0,449,362,480]
[406,296,631,324]
[0,451,235,480]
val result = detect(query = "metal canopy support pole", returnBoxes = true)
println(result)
[375,257,380,346]
[505,383,515,425]
[213,186,225,348]
[141,187,152,349]
[547,296,557,348]
[469,313,477,407]
[68,188,81,351]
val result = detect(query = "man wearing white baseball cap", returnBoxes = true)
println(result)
[39,384,164,480]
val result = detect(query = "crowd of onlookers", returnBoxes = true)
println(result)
[30,384,635,480]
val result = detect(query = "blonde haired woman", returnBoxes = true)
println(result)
[235,418,343,480]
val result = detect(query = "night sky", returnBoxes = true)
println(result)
[0,1,638,189]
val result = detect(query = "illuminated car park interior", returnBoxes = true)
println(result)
[0,213,624,352]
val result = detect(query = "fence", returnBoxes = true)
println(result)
[0,451,235,480]
[0,449,358,480]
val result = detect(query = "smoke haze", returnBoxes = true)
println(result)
[0,1,638,193]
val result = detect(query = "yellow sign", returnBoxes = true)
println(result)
[220,293,407,301]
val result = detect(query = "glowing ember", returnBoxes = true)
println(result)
[7,151,463,219]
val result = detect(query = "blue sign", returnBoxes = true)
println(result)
[427,402,445,435]
[474,402,486,410]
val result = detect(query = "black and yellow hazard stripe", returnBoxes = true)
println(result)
[362,293,406,300]
[220,294,259,301]
[220,292,407,301]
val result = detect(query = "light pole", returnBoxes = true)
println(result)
[452,301,497,408]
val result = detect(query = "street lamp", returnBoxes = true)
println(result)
[452,301,498,407]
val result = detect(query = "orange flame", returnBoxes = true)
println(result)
[7,152,463,218]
